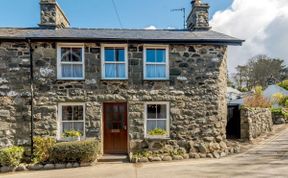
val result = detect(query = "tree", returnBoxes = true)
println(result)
[233,55,287,89]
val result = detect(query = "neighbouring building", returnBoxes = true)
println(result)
[0,0,243,159]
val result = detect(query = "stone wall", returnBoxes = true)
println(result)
[0,41,230,159]
[240,108,273,140]
[0,42,32,148]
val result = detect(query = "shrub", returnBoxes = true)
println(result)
[272,93,288,107]
[278,80,288,90]
[271,108,288,118]
[62,130,82,138]
[0,146,24,167]
[243,86,271,108]
[32,136,56,164]
[50,140,99,163]
[148,128,167,136]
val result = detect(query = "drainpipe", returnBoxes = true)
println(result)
[28,39,34,158]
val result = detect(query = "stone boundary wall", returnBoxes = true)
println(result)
[240,108,273,140]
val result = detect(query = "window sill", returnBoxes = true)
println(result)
[144,136,170,140]
[143,79,170,81]
[57,78,85,81]
[100,79,128,81]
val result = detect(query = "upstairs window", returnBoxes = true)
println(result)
[57,44,84,80]
[144,46,169,80]
[102,44,128,79]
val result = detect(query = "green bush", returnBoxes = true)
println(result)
[278,80,288,90]
[271,108,288,118]
[0,146,24,167]
[50,140,99,163]
[33,136,56,164]
[62,130,82,138]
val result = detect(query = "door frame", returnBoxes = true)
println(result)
[102,102,129,154]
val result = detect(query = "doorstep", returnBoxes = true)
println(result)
[98,154,129,163]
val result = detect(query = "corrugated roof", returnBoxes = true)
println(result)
[0,28,244,45]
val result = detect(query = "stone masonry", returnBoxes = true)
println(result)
[0,0,243,163]
[240,108,273,141]
[0,41,230,159]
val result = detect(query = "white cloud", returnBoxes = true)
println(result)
[145,25,157,30]
[210,0,288,73]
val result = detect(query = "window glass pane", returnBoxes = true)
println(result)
[119,105,125,113]
[116,63,126,78]
[157,104,167,118]
[62,106,73,120]
[147,120,157,131]
[61,64,72,78]
[155,64,166,78]
[73,106,84,121]
[71,48,82,62]
[61,48,70,62]
[105,64,116,78]
[146,49,156,62]
[62,64,83,78]
[147,104,157,119]
[146,64,156,78]
[62,122,73,132]
[73,122,84,133]
[72,64,83,78]
[115,48,125,62]
[156,120,166,130]
[105,48,115,61]
[156,49,166,62]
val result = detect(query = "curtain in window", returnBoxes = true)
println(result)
[62,64,72,78]
[105,64,116,78]
[72,64,83,78]
[105,63,125,78]
[146,64,166,78]
[61,64,83,78]
[117,64,125,78]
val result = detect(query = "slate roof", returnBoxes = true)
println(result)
[0,28,243,45]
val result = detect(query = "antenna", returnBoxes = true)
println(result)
[171,8,186,29]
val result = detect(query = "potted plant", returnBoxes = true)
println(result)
[147,128,168,138]
[62,130,82,142]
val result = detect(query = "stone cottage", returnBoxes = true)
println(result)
[0,0,243,159]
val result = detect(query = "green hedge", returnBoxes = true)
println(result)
[0,146,24,167]
[50,140,99,163]
[33,136,56,164]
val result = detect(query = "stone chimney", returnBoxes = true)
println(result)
[186,0,211,31]
[39,0,70,29]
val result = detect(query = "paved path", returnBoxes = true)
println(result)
[2,127,288,178]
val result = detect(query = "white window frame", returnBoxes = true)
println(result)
[57,43,85,80]
[101,44,128,80]
[143,45,169,80]
[144,102,170,139]
[57,103,86,139]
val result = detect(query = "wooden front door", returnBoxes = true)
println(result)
[103,103,128,154]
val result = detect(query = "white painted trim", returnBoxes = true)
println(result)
[101,44,128,80]
[57,43,85,80]
[143,45,170,80]
[144,102,170,139]
[57,103,86,139]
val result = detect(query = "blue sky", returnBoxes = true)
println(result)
[0,0,233,29]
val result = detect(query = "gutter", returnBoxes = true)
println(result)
[27,38,34,158]
[0,37,244,46]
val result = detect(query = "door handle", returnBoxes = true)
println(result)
[124,125,127,130]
